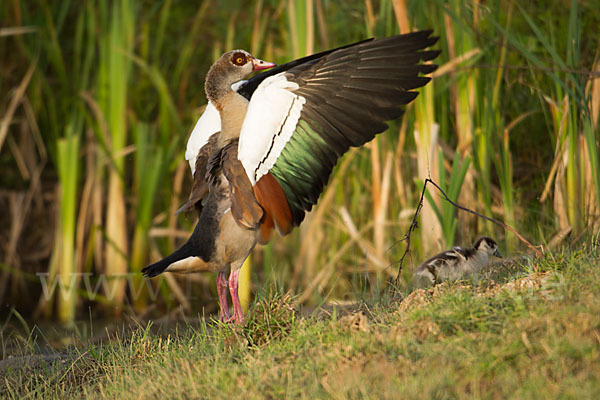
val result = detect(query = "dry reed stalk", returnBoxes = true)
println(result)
[584,59,600,231]
[292,213,324,290]
[338,206,387,271]
[430,48,481,79]
[0,54,37,153]
[7,135,29,179]
[297,263,333,303]
[149,227,193,240]
[0,193,26,304]
[547,227,572,249]
[566,122,583,234]
[546,94,587,233]
[169,160,188,250]
[298,219,379,303]
[287,0,299,58]
[364,0,376,36]
[374,152,393,265]
[0,26,37,36]
[553,149,571,232]
[305,0,314,55]
[163,273,191,312]
[105,176,128,314]
[588,60,600,130]
[393,112,409,208]
[22,96,47,165]
[369,139,382,260]
[92,159,105,272]
[148,247,191,312]
[541,97,569,202]
[16,108,50,319]
[21,98,47,215]
[414,109,442,253]
[581,135,598,231]
[391,0,410,34]
[251,0,265,55]
[315,0,329,49]
[34,190,61,320]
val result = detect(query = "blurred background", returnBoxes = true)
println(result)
[0,0,598,326]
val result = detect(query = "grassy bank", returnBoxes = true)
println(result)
[2,237,599,398]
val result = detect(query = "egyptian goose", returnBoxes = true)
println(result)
[413,236,503,288]
[143,31,440,323]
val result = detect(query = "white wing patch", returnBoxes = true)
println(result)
[185,101,221,174]
[238,73,306,185]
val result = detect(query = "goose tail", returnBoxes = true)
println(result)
[141,241,196,278]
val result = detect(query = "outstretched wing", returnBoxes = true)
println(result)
[238,30,439,241]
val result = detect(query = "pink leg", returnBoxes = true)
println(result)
[227,269,244,324]
[216,271,230,322]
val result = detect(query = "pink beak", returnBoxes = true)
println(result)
[252,57,277,71]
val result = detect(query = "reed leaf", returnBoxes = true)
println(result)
[56,133,80,324]
[131,122,164,311]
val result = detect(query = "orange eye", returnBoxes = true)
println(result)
[236,57,244,64]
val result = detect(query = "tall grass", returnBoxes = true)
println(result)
[0,0,598,324]
[98,0,135,315]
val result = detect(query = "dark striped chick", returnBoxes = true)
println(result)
[413,237,502,288]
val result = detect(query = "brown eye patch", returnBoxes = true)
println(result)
[231,52,248,66]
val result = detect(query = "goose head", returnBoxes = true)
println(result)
[473,236,502,258]
[205,50,276,107]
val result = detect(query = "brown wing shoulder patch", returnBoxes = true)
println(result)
[220,139,264,229]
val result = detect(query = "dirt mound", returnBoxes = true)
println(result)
[398,272,552,313]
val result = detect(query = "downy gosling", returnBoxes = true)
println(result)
[413,237,502,288]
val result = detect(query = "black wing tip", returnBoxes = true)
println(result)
[421,50,442,62]
[419,64,438,75]
[411,29,439,46]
